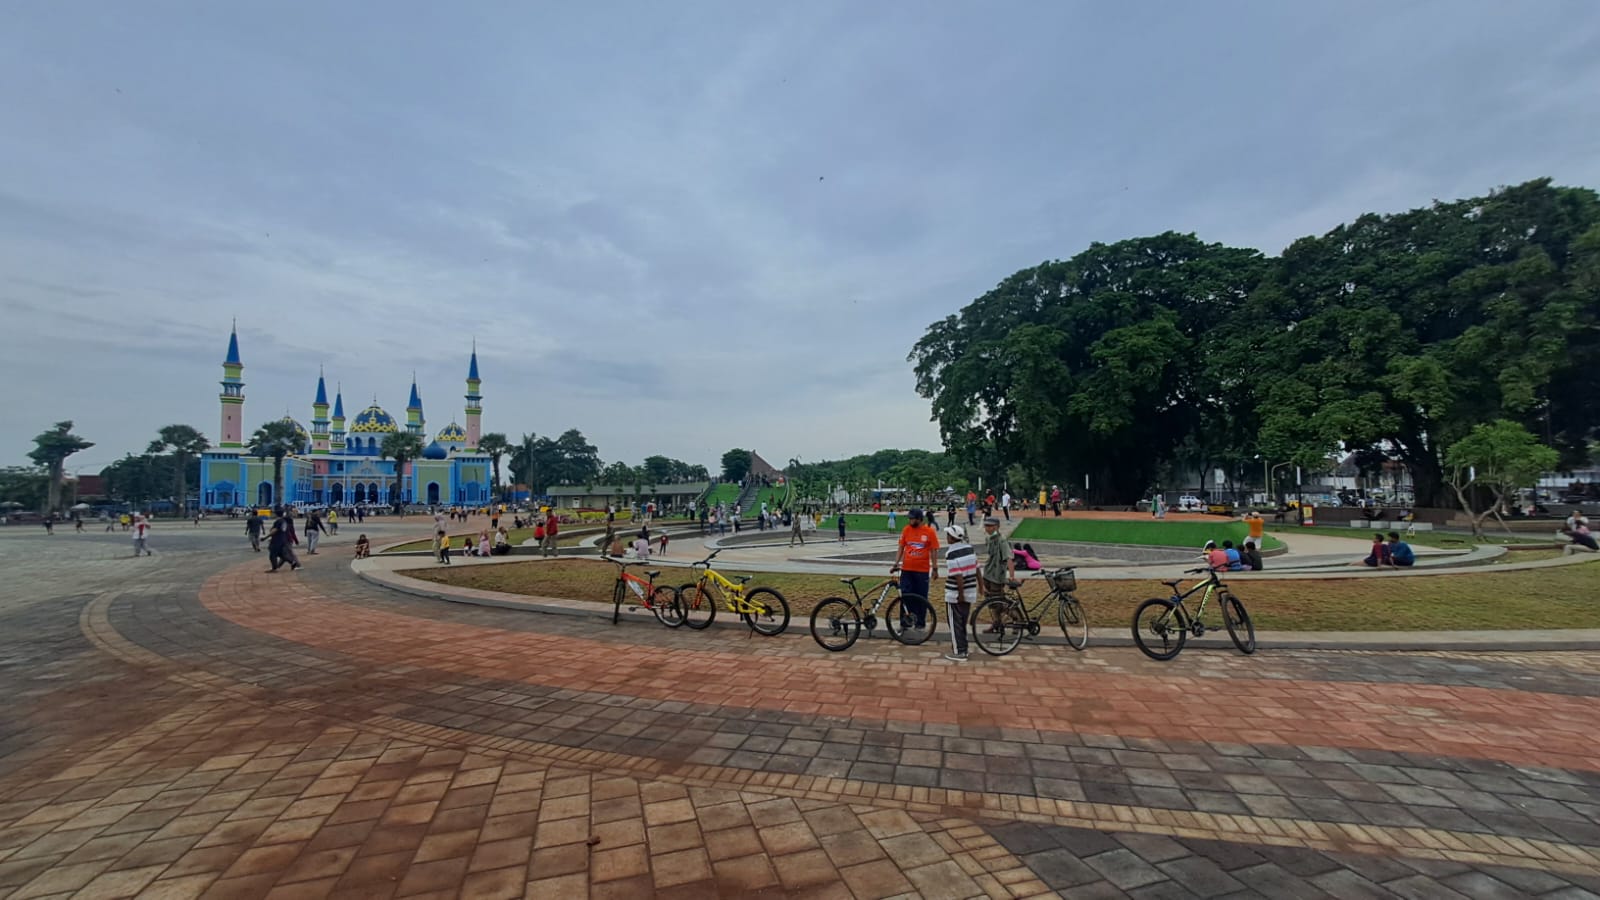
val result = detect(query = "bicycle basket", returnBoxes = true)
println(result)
[1049,569,1077,592]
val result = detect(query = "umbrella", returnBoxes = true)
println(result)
[0,501,23,509]
[70,502,92,510]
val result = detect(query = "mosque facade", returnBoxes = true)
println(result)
[198,327,492,510]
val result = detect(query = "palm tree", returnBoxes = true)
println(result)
[28,421,93,515]
[477,432,510,502]
[148,424,209,516]
[247,420,302,509]
[380,432,425,509]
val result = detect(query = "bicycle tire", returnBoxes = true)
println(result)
[610,581,625,626]
[741,587,790,636]
[1132,598,1186,661]
[650,585,685,628]
[885,594,936,645]
[1222,592,1256,654]
[809,597,862,652]
[971,598,1025,656]
[1057,592,1088,650]
[678,581,718,630]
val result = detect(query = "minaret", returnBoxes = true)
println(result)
[464,344,482,451]
[330,386,346,453]
[406,376,425,436]
[219,323,245,448]
[311,370,331,454]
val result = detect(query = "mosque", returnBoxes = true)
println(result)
[198,327,493,510]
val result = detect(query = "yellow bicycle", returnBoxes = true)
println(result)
[678,549,791,635]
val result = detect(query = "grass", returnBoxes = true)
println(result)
[1011,518,1284,551]
[1263,524,1550,549]
[399,557,1600,632]
[703,484,742,507]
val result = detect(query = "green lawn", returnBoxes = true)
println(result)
[703,484,742,507]
[382,526,599,553]
[1011,518,1282,551]
[401,557,1600,632]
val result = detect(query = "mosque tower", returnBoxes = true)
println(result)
[330,386,346,453]
[464,344,482,451]
[311,371,331,454]
[406,376,425,437]
[219,324,245,448]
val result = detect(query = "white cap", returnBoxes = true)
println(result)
[945,524,966,542]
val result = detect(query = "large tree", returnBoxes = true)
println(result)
[721,448,753,482]
[508,430,603,495]
[148,424,209,516]
[477,432,510,501]
[246,420,302,509]
[911,233,1266,502]
[380,432,425,508]
[28,421,93,515]
[0,466,49,513]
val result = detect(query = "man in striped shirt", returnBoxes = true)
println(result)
[943,524,978,661]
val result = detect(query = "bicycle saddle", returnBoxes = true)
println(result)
[1161,579,1183,588]
[840,576,861,585]
[733,575,754,584]
[646,571,661,578]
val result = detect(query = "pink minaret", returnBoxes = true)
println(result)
[219,324,245,448]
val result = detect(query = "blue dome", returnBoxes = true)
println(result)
[422,440,448,460]
[350,405,399,433]
[435,422,467,443]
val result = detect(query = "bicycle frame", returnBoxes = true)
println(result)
[1166,572,1222,627]
[848,578,900,616]
[690,563,763,615]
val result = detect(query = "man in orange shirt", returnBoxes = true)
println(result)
[890,508,940,635]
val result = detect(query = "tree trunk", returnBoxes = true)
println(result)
[46,461,63,514]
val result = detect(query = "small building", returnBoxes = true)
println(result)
[545,482,710,512]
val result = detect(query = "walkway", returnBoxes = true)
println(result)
[1,525,1598,898]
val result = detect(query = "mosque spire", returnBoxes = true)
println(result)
[406,372,425,436]
[464,343,483,452]
[218,322,245,448]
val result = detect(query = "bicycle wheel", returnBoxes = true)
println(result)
[678,581,718,630]
[885,594,936,646]
[1056,592,1088,650]
[809,598,862,652]
[610,581,625,626]
[741,587,790,636]
[1132,598,1186,661]
[650,585,685,628]
[1222,592,1256,655]
[971,598,1025,656]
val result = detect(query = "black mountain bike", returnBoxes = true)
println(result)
[970,567,1088,656]
[1132,567,1255,660]
[809,576,933,651]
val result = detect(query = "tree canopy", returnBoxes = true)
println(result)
[148,424,209,515]
[508,429,602,494]
[28,420,93,514]
[910,179,1600,505]
[720,448,753,482]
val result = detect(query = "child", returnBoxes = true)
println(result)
[477,531,491,558]
[439,533,452,565]
[354,534,371,559]
[658,532,669,557]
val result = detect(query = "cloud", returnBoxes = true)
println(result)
[2,1,1599,472]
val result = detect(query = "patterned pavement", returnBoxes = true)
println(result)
[1,525,1598,898]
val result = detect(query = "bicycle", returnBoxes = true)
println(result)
[808,576,933,651]
[969,567,1088,656]
[603,556,684,628]
[677,549,791,636]
[1131,566,1255,660]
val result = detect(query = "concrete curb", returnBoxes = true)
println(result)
[355,563,1600,652]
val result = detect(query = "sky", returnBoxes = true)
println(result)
[3,1,1599,476]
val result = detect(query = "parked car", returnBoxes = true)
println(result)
[1176,495,1203,512]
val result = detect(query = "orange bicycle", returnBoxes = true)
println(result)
[603,556,684,627]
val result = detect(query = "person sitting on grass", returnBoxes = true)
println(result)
[491,526,512,555]
[1560,521,1598,555]
[1204,540,1228,571]
[353,534,371,559]
[1355,533,1390,567]
[1386,531,1416,567]
[1240,540,1263,571]
[1222,540,1244,571]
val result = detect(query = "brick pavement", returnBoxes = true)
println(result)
[1,527,1599,898]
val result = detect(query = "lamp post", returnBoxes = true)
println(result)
[1268,462,1292,511]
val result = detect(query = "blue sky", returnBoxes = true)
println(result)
[3,1,1598,474]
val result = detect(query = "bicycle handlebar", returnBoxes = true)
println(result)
[693,548,722,567]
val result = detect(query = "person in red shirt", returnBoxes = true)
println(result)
[890,508,940,634]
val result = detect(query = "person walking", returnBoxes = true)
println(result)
[1000,491,1012,522]
[267,510,300,571]
[327,508,338,535]
[305,510,325,554]
[889,508,939,636]
[887,508,897,532]
[942,524,978,661]
[837,514,847,546]
[541,514,559,557]
[131,513,152,557]
[245,510,264,551]
[439,533,453,564]
[790,511,805,547]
